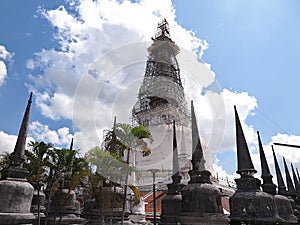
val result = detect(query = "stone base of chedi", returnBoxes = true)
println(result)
[179,171,229,225]
[229,175,282,224]
[179,102,229,225]
[43,189,86,225]
[0,178,35,225]
[83,187,133,225]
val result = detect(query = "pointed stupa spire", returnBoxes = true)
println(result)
[113,116,117,127]
[291,163,300,193]
[234,106,256,175]
[257,131,276,194]
[11,92,33,167]
[283,157,296,195]
[69,138,74,151]
[258,131,271,176]
[272,146,287,195]
[110,116,118,154]
[172,120,179,177]
[180,125,187,154]
[191,100,205,171]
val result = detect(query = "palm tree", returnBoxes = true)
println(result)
[86,147,124,225]
[86,122,152,224]
[24,141,89,225]
[25,141,53,184]
[46,146,89,225]
[112,123,152,225]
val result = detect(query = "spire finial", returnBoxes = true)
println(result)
[155,18,170,38]
[172,120,179,177]
[180,125,187,154]
[234,106,256,175]
[113,116,117,127]
[257,131,276,194]
[70,138,74,151]
[283,157,295,195]
[191,100,205,171]
[11,92,33,167]
[272,146,286,195]
[290,163,300,193]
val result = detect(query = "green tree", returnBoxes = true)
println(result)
[47,147,90,191]
[112,123,152,225]
[45,145,90,225]
[0,151,11,179]
[86,122,152,225]
[24,141,53,184]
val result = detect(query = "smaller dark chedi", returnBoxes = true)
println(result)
[229,106,298,225]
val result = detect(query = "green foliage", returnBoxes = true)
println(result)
[87,122,153,212]
[0,151,11,179]
[113,123,153,157]
[24,141,53,183]
[102,127,126,158]
[86,146,135,183]
[24,141,90,191]
[131,125,152,140]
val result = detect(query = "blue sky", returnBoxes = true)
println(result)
[1,0,300,179]
[174,0,300,136]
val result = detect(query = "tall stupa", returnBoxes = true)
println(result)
[131,19,210,186]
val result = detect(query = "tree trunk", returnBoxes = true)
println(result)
[121,147,131,225]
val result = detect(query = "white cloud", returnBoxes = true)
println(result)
[0,61,7,86]
[29,121,73,148]
[243,133,300,188]
[0,131,34,155]
[0,131,17,154]
[0,45,13,86]
[25,0,210,153]
[0,121,73,155]
[271,133,300,169]
[34,92,73,120]
[220,89,258,152]
[186,86,258,155]
[0,45,12,59]
[26,0,300,179]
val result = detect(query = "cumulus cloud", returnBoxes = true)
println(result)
[242,132,300,188]
[0,61,7,86]
[0,131,34,155]
[219,89,258,152]
[271,133,300,171]
[29,121,73,148]
[0,120,73,155]
[0,45,13,86]
[25,0,211,152]
[0,131,18,154]
[19,0,300,185]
